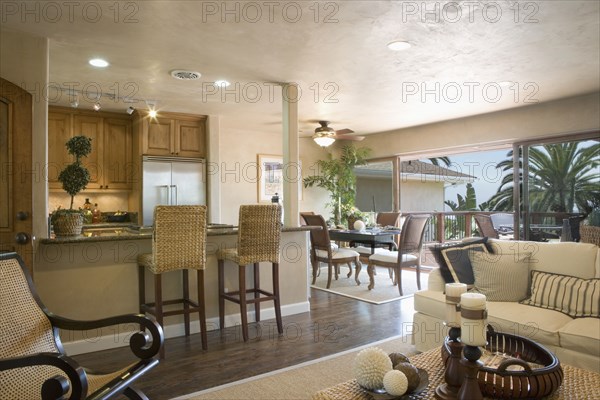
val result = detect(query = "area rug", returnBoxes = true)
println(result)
[310,265,429,304]
[174,335,417,400]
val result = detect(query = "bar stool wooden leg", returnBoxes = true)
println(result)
[154,273,165,359]
[395,266,403,296]
[239,264,249,341]
[183,269,190,336]
[197,269,207,350]
[218,259,225,331]
[272,262,283,335]
[254,262,260,322]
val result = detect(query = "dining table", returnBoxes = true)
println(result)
[328,227,401,254]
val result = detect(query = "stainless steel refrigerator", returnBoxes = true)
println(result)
[142,156,206,226]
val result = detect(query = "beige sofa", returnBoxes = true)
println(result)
[412,239,600,372]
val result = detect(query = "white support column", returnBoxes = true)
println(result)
[207,115,221,223]
[282,83,300,227]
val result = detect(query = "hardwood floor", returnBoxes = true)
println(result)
[73,288,419,399]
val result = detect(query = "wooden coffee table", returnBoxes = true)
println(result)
[312,347,600,399]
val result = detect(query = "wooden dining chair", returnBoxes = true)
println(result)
[300,211,315,226]
[474,214,499,239]
[303,214,362,289]
[367,214,431,295]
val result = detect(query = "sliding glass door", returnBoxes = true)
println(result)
[515,133,599,240]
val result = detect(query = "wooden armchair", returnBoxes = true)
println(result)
[0,252,163,400]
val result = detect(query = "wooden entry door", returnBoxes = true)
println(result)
[0,78,33,272]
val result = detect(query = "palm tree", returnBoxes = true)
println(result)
[488,142,600,217]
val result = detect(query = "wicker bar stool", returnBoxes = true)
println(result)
[217,204,283,342]
[138,205,208,358]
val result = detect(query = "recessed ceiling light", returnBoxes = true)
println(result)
[387,41,412,51]
[214,80,231,87]
[89,58,109,68]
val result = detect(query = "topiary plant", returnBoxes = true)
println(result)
[51,136,92,235]
[58,135,92,210]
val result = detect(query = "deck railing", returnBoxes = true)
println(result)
[401,211,583,244]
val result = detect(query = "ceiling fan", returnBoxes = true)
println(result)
[312,121,364,147]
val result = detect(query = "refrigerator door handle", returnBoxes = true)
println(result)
[170,185,178,205]
[159,185,170,205]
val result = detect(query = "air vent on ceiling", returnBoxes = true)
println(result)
[170,70,201,80]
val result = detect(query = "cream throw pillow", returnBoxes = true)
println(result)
[469,252,531,302]
[521,271,600,318]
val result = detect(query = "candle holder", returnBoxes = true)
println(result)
[457,345,483,400]
[435,326,464,400]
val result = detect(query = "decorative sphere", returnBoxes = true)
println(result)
[383,370,408,396]
[354,220,366,231]
[388,352,410,368]
[394,362,420,392]
[353,347,393,390]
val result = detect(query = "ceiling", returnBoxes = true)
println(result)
[3,1,599,138]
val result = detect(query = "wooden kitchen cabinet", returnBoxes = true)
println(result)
[141,112,206,158]
[48,107,134,191]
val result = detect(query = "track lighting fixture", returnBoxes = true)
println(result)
[70,94,79,108]
[126,106,135,115]
[93,102,101,111]
[146,100,157,118]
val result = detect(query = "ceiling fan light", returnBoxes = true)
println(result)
[313,134,335,147]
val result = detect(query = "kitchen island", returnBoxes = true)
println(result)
[35,225,313,355]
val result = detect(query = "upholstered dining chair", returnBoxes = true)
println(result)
[138,205,208,358]
[217,204,283,342]
[367,214,431,295]
[474,214,499,239]
[353,212,402,258]
[0,252,163,400]
[303,214,362,289]
[299,211,315,226]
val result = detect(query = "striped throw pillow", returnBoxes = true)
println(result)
[520,271,600,318]
[469,252,531,302]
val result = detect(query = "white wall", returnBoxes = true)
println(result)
[356,176,393,212]
[0,28,49,253]
[400,180,445,212]
[217,127,330,225]
[363,93,600,159]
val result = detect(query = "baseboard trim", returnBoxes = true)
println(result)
[63,301,310,355]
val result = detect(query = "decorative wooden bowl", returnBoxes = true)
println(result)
[442,327,563,399]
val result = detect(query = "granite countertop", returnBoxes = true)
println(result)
[40,225,317,244]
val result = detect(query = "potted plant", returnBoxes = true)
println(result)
[303,144,370,226]
[51,135,92,236]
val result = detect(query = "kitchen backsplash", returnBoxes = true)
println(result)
[49,192,131,215]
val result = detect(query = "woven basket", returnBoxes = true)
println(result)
[580,225,600,246]
[442,328,563,399]
[53,212,84,236]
